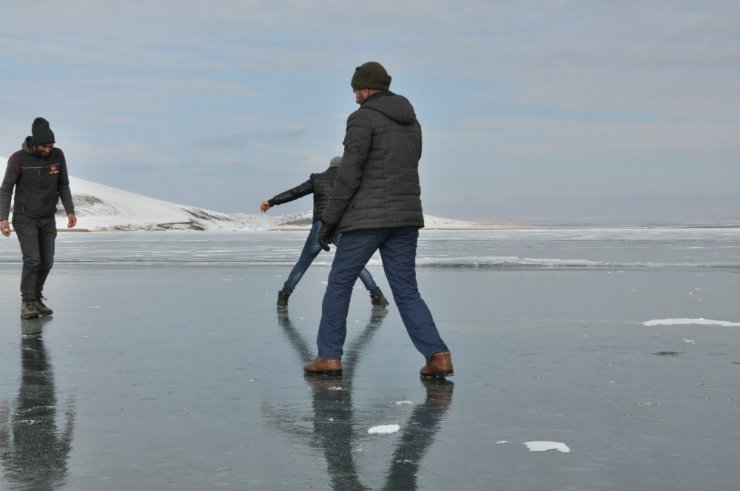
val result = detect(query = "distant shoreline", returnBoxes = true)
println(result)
[50,224,740,233]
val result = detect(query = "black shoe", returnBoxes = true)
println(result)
[277,290,290,309]
[370,289,389,308]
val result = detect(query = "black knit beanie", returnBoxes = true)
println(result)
[351,61,392,91]
[31,117,55,146]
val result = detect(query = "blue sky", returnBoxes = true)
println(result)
[2,0,739,224]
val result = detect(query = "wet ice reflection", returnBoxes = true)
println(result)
[264,309,454,490]
[0,318,76,489]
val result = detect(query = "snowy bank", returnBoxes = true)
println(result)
[0,158,477,231]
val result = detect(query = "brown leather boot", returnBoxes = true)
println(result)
[34,298,54,316]
[21,300,39,320]
[304,356,342,376]
[420,352,454,378]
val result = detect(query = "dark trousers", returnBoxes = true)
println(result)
[12,215,57,300]
[317,226,448,360]
[282,220,380,295]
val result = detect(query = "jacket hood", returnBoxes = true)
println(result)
[361,92,417,125]
[21,137,34,154]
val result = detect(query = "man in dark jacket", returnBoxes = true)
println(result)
[303,62,453,378]
[0,118,77,319]
[261,156,388,310]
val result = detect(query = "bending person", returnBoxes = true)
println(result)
[260,156,389,310]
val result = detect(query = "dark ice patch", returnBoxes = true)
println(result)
[654,351,681,356]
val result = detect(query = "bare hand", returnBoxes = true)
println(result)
[0,219,10,237]
[260,201,271,213]
[67,213,77,229]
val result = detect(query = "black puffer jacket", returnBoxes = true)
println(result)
[321,91,424,232]
[0,138,75,220]
[268,166,338,222]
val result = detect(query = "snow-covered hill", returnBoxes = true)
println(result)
[67,177,478,231]
[67,176,274,231]
[0,158,476,231]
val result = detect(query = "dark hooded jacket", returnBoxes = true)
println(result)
[268,166,339,222]
[321,91,424,232]
[0,138,75,220]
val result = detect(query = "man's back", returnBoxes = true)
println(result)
[323,91,424,232]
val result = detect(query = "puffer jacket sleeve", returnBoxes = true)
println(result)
[321,110,372,225]
[268,178,314,206]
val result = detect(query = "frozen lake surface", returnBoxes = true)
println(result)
[1,229,740,489]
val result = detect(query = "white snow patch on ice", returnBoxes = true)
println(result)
[395,400,414,405]
[643,318,740,327]
[524,441,571,453]
[368,424,400,435]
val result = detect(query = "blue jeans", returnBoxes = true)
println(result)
[317,227,449,360]
[282,220,379,295]
[12,215,57,300]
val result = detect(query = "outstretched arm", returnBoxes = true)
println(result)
[267,179,314,208]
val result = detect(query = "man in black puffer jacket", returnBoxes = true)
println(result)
[303,62,453,378]
[0,117,77,319]
[261,156,388,310]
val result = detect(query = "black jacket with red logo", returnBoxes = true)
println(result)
[0,137,75,220]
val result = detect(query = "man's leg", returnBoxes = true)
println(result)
[357,267,380,294]
[316,229,384,359]
[335,232,382,294]
[358,267,389,307]
[12,216,43,301]
[379,227,449,358]
[282,220,323,295]
[35,216,57,298]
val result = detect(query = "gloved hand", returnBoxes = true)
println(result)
[318,221,338,251]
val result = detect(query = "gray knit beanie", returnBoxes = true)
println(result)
[329,156,342,167]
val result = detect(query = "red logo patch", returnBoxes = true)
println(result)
[49,164,59,175]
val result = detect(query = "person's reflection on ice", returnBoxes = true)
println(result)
[267,309,454,490]
[0,318,76,489]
